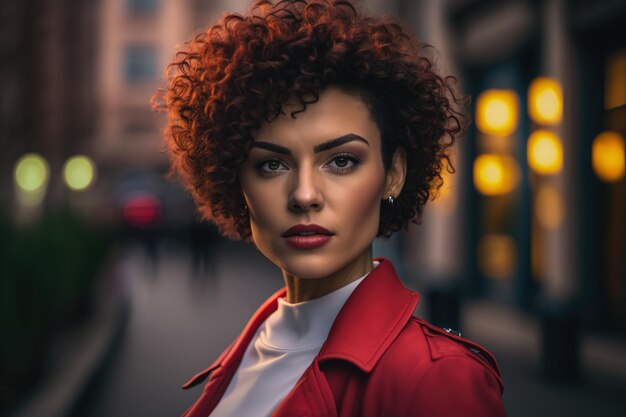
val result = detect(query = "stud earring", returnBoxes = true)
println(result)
[387,195,394,206]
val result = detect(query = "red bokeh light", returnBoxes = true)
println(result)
[122,193,162,227]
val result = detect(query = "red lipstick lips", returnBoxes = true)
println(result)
[282,224,334,249]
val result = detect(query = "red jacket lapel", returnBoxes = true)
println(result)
[318,258,419,372]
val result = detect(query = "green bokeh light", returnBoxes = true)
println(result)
[63,155,96,191]
[15,153,49,192]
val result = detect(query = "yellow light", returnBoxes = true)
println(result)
[63,155,96,191]
[592,131,625,182]
[528,77,562,124]
[14,153,49,192]
[473,154,520,195]
[437,166,453,199]
[476,89,519,136]
[527,130,563,174]
[477,234,517,280]
[431,167,457,213]
[534,185,563,229]
[605,50,626,109]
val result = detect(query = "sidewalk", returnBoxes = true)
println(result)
[462,300,626,417]
[463,300,626,382]
[7,255,129,417]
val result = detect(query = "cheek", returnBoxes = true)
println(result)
[337,169,385,231]
[357,186,383,227]
[244,187,274,226]
[240,175,281,240]
[244,191,271,246]
[241,181,285,263]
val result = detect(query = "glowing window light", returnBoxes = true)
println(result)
[14,153,49,192]
[63,155,96,191]
[527,130,563,174]
[473,154,520,195]
[528,77,562,125]
[592,131,625,182]
[477,234,517,280]
[605,51,626,109]
[476,89,519,136]
[534,185,563,229]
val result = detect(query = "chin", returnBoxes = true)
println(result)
[275,251,346,279]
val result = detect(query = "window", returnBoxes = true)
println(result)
[126,0,158,14]
[123,44,157,83]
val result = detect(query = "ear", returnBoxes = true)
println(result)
[383,148,407,199]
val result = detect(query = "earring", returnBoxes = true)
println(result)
[240,204,248,215]
[387,195,394,206]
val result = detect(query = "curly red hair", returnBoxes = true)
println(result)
[154,0,466,239]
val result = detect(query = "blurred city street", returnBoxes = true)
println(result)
[75,239,282,417]
[71,240,626,417]
[2,0,625,416]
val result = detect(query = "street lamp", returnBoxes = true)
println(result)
[63,155,97,191]
[14,153,50,208]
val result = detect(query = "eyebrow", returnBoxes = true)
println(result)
[249,133,370,155]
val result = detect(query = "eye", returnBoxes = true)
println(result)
[255,157,288,175]
[326,153,361,172]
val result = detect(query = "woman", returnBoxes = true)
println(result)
[155,0,506,416]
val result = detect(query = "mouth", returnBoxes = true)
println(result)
[282,224,334,249]
[281,224,334,237]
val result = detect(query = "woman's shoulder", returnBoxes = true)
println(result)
[365,316,506,416]
[412,316,502,384]
[374,315,503,392]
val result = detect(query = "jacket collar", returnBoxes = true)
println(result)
[317,257,419,371]
[183,257,419,389]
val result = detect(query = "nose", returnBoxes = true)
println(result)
[288,165,324,213]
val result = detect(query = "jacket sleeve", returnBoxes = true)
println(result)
[407,356,507,417]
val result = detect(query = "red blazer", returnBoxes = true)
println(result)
[181,258,506,417]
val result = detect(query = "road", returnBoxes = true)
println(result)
[80,238,282,417]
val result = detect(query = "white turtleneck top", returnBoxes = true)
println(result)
[209,262,379,417]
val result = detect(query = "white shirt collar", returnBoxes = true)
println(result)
[258,261,380,350]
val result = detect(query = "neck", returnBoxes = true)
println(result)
[282,246,374,303]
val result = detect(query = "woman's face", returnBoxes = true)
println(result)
[239,87,396,280]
